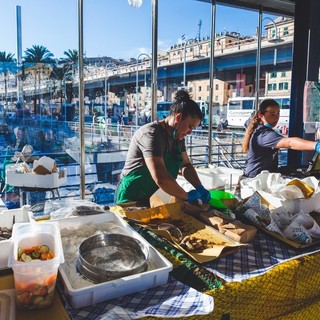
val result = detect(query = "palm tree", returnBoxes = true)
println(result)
[24,45,54,64]
[59,49,79,104]
[23,45,55,114]
[49,65,66,108]
[0,51,16,105]
[61,49,78,68]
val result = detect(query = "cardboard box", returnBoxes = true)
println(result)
[57,212,172,309]
[6,168,67,189]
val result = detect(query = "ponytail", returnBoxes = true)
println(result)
[242,98,279,153]
[242,112,262,152]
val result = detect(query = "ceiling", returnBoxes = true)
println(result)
[197,0,295,16]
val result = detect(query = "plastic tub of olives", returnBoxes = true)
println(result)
[77,233,149,283]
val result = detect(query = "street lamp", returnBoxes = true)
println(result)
[136,53,151,126]
[264,17,285,67]
[104,63,117,120]
[63,71,73,122]
[183,38,202,90]
[255,15,284,110]
[63,73,73,103]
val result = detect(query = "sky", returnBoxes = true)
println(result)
[0,0,270,61]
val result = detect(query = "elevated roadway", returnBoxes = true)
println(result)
[4,38,293,101]
[87,39,293,94]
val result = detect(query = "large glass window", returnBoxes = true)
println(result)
[243,100,254,110]
[0,0,295,206]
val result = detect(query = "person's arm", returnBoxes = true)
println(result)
[275,137,317,150]
[180,151,211,202]
[144,156,189,200]
[180,151,202,188]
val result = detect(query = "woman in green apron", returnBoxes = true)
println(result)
[116,90,210,205]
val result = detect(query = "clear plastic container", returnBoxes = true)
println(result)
[7,222,64,310]
[0,289,15,320]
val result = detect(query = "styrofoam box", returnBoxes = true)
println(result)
[259,190,320,215]
[6,168,67,188]
[0,206,31,269]
[196,167,243,190]
[57,212,173,309]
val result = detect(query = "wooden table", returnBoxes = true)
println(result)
[0,271,70,320]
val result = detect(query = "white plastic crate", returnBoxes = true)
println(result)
[57,212,172,308]
[0,206,31,269]
[6,168,67,189]
[196,166,243,190]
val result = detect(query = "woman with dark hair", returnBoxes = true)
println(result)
[242,98,320,178]
[115,90,210,204]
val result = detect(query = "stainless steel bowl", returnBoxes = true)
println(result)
[77,233,149,283]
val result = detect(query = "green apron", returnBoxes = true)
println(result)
[116,147,183,204]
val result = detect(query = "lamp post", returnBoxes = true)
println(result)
[63,73,73,103]
[104,63,117,120]
[255,14,284,110]
[136,53,151,126]
[183,38,202,90]
[63,71,73,122]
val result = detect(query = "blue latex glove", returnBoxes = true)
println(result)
[187,190,201,203]
[196,185,211,203]
[315,141,320,153]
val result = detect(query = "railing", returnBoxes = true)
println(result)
[186,130,247,168]
[0,120,290,208]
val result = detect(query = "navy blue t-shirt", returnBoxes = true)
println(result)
[244,124,283,178]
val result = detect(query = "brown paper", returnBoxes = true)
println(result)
[116,202,243,263]
[200,211,257,243]
[150,194,211,216]
[221,197,240,209]
[149,194,167,208]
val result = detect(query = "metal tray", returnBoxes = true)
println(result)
[77,233,149,283]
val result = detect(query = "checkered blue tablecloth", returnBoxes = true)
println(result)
[206,229,320,282]
[58,229,320,320]
[58,276,214,320]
